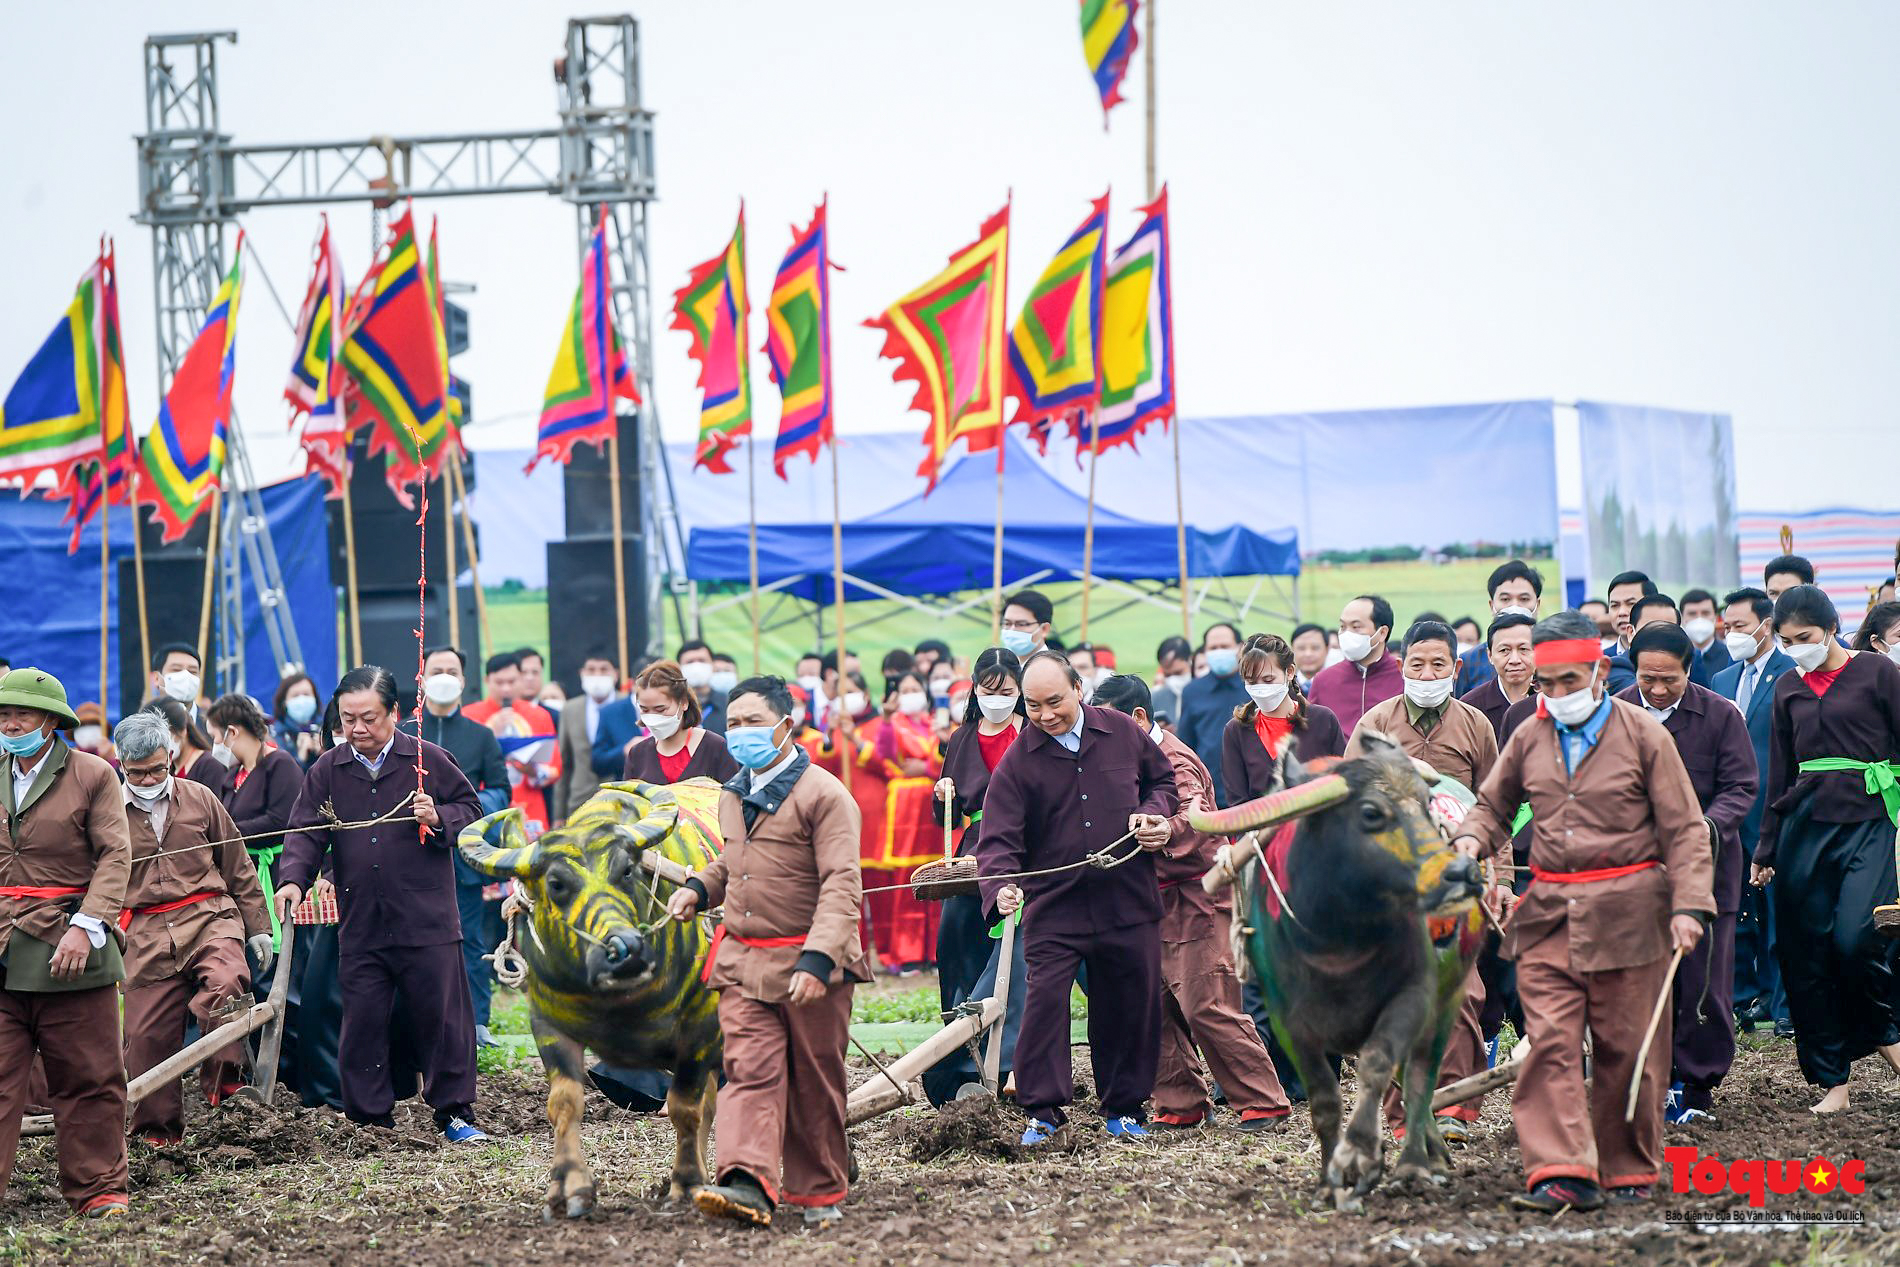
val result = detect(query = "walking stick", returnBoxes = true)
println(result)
[1624,944,1687,1122]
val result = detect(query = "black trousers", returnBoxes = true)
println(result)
[1672,909,1738,1107]
[1732,881,1787,1019]
[1772,810,1900,1088]
[290,923,344,1111]
[337,941,477,1127]
[1016,922,1159,1124]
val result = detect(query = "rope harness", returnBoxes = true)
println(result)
[856,825,1148,897]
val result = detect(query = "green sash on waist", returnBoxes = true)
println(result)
[1796,758,1900,827]
[1510,803,1534,835]
[250,843,284,951]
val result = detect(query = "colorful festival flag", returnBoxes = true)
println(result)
[864,203,1011,489]
[0,252,118,495]
[285,215,348,494]
[59,241,136,550]
[139,236,243,544]
[1007,193,1110,431]
[672,208,753,474]
[530,208,639,473]
[1080,0,1140,121]
[762,201,836,479]
[340,205,452,498]
[1094,186,1175,453]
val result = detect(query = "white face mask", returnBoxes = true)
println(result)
[842,692,866,717]
[1785,641,1830,673]
[1683,617,1717,645]
[1322,648,1346,668]
[797,674,825,696]
[211,742,234,767]
[709,669,739,695]
[1164,672,1190,692]
[424,673,463,706]
[681,662,714,690]
[1403,675,1455,709]
[641,711,682,740]
[1245,681,1289,713]
[975,693,1017,724]
[1724,629,1761,661]
[127,775,172,802]
[163,671,200,703]
[74,725,103,750]
[1886,645,1900,668]
[1546,669,1602,726]
[897,690,929,716]
[581,674,617,702]
[791,706,808,728]
[1338,630,1374,663]
[1495,605,1535,621]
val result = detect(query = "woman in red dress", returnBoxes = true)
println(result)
[621,660,740,786]
[866,670,948,971]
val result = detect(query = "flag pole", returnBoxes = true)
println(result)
[197,490,222,681]
[608,427,630,686]
[98,491,110,714]
[131,470,151,682]
[1148,0,1191,640]
[991,441,1007,638]
[338,468,364,666]
[450,456,489,654]
[442,464,460,652]
[829,435,852,796]
[1081,410,1101,641]
[747,434,762,674]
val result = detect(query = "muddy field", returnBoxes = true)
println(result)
[2,1035,1895,1265]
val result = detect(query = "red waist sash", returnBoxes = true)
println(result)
[701,923,809,982]
[0,885,87,899]
[117,889,222,932]
[1529,859,1659,884]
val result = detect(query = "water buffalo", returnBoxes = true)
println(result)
[460,778,723,1219]
[1191,734,1485,1211]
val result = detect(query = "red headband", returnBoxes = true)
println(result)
[1533,639,1607,669]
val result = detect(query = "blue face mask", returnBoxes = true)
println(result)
[1000,629,1036,658]
[1206,647,1240,677]
[284,695,318,725]
[0,728,49,759]
[726,721,787,769]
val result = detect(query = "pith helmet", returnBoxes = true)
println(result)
[0,668,81,728]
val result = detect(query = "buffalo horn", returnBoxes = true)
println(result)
[1188,774,1351,836]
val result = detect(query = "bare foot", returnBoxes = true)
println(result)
[1877,1043,1900,1078]
[1811,1084,1850,1115]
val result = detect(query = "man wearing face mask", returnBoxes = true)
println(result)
[402,647,511,1047]
[1150,636,1193,727]
[1346,621,1500,1141]
[1454,561,1543,698]
[669,676,868,1228]
[710,652,741,699]
[149,643,206,726]
[676,641,729,736]
[1308,595,1404,737]
[1711,588,1794,1036]
[464,652,561,840]
[1176,623,1250,807]
[997,590,1054,661]
[555,651,622,826]
[111,710,272,1145]
[0,669,133,1217]
[1679,590,1731,687]
[1451,614,1712,1214]
[1615,624,1758,1124]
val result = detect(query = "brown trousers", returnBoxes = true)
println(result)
[714,984,854,1208]
[1154,931,1288,1122]
[1513,923,1671,1190]
[0,984,129,1210]
[1383,964,1487,1131]
[124,937,252,1137]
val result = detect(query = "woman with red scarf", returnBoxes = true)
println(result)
[1220,633,1346,806]
[866,670,946,970]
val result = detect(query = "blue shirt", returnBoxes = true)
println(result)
[1052,712,1085,753]
[1555,693,1613,774]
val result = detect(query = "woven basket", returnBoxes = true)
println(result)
[909,856,981,901]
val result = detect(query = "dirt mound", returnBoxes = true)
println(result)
[898,1088,1107,1163]
[127,1095,439,1188]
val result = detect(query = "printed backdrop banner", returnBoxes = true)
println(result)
[1577,400,1739,595]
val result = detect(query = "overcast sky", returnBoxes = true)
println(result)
[4,1,1895,510]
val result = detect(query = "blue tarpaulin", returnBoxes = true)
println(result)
[0,477,338,716]
[685,432,1300,600]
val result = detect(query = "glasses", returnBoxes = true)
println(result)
[999,619,1039,631]
[124,763,170,783]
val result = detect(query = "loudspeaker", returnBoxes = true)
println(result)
[351,584,482,704]
[327,448,477,592]
[561,413,641,539]
[116,554,209,718]
[547,536,645,695]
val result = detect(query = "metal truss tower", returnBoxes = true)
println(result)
[133,16,683,688]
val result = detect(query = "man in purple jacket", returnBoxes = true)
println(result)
[272,666,487,1143]
[1307,594,1405,735]
[977,651,1179,1145]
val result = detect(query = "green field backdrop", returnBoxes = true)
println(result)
[480,556,1556,676]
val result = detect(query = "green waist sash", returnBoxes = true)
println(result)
[1796,758,1900,827]
[250,842,284,951]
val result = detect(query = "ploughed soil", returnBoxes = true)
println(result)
[3,1034,1896,1266]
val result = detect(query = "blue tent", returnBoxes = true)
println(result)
[686,433,1299,601]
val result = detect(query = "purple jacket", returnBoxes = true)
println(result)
[1307,651,1405,737]
[975,705,1179,935]
[277,729,483,950]
[1615,683,1759,913]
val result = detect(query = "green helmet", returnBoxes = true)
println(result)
[0,668,81,729]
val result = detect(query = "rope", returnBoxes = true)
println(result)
[857,826,1147,896]
[129,791,422,865]
[486,908,528,988]
[848,1032,908,1100]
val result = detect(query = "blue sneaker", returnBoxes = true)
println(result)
[1486,1037,1499,1069]
[1020,1119,1055,1147]
[1103,1116,1150,1140]
[443,1116,489,1145]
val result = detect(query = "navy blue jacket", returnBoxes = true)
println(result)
[1174,671,1250,807]
[1710,648,1795,858]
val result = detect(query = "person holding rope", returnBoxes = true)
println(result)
[270,666,488,1145]
[977,650,1179,1145]
[1451,612,1712,1214]
[0,668,132,1217]
[113,709,272,1146]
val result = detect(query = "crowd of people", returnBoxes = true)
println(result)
[0,548,1896,1222]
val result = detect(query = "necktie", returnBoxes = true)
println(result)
[1739,663,1756,714]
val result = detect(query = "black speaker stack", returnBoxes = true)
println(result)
[547,411,646,693]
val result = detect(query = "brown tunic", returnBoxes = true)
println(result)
[694,758,870,1002]
[1346,694,1499,794]
[122,778,269,988]
[1152,729,1229,941]
[0,740,130,962]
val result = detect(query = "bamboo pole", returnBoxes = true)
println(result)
[830,438,852,796]
[450,457,489,655]
[990,444,1007,638]
[1080,410,1101,640]
[1145,0,1157,200]
[196,491,222,679]
[1149,0,1191,641]
[132,471,151,687]
[339,472,364,666]
[98,494,110,713]
[442,466,459,651]
[608,430,630,688]
[746,435,761,674]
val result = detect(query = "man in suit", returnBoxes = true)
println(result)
[555,650,622,824]
[1710,587,1795,1036]
[1681,589,1732,687]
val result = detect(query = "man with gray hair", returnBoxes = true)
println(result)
[114,708,272,1146]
